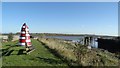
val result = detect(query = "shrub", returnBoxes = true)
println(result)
[8,33,13,41]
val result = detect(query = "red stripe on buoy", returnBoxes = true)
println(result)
[19,39,26,42]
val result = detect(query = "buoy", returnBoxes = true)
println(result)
[19,23,35,54]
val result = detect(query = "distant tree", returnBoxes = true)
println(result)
[8,33,13,41]
[16,32,20,35]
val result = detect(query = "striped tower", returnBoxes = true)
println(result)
[19,23,32,48]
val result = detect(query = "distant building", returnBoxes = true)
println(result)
[1,35,8,42]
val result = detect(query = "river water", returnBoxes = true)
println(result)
[45,36,98,48]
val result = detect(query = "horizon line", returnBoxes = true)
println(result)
[1,32,118,36]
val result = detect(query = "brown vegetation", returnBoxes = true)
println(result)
[38,38,120,66]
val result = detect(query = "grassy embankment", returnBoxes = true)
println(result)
[39,38,120,66]
[1,38,120,67]
[2,39,68,66]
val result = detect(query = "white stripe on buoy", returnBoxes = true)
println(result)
[20,37,25,39]
[26,40,31,42]
[22,26,25,28]
[26,28,29,31]
[19,43,25,45]
[26,34,30,36]
[21,31,25,34]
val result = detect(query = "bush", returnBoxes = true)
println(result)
[8,33,13,41]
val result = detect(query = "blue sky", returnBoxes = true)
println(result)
[2,2,118,36]
[0,2,2,33]
[1,0,119,2]
[118,2,120,36]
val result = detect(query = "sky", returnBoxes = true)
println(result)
[1,0,119,2]
[2,2,118,36]
[118,2,120,36]
[0,2,1,33]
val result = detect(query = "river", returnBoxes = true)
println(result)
[44,35,98,48]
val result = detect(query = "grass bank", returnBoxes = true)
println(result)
[39,38,120,66]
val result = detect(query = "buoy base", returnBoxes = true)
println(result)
[26,46,35,54]
[26,48,35,54]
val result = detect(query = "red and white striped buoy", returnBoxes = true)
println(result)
[19,23,32,47]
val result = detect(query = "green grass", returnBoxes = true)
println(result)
[2,39,68,66]
[2,38,120,67]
